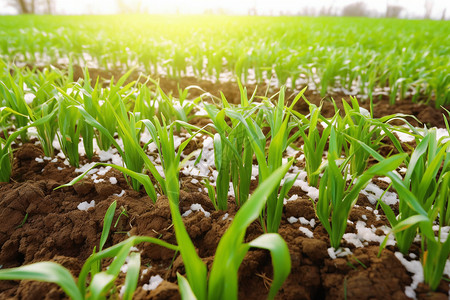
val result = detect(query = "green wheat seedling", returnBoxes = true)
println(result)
[420,208,450,291]
[149,78,201,131]
[56,90,83,167]
[58,106,158,197]
[82,68,135,151]
[140,116,205,202]
[294,99,332,188]
[207,103,254,210]
[436,172,450,226]
[13,64,68,157]
[62,81,157,192]
[437,109,450,225]
[32,97,59,157]
[2,17,449,105]
[0,73,32,142]
[377,129,450,254]
[166,159,293,300]
[379,188,449,291]
[58,114,203,200]
[106,92,146,191]
[72,67,99,160]
[56,89,159,196]
[62,127,293,300]
[351,132,445,255]
[339,97,409,176]
[0,108,55,182]
[2,75,60,158]
[203,83,259,209]
[88,123,293,299]
[133,83,158,121]
[226,86,304,232]
[316,127,407,249]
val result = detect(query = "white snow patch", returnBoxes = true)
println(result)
[189,203,210,217]
[182,210,192,217]
[377,176,391,184]
[361,181,399,206]
[293,171,319,200]
[35,157,44,163]
[398,167,407,174]
[298,217,315,228]
[285,146,299,157]
[287,194,298,202]
[343,221,395,248]
[120,256,131,273]
[327,247,353,259]
[436,128,450,143]
[75,162,96,173]
[143,275,163,291]
[97,166,111,176]
[287,217,298,224]
[394,130,415,143]
[109,177,117,184]
[24,93,35,104]
[299,227,314,238]
[395,252,423,299]
[113,190,125,197]
[77,200,95,211]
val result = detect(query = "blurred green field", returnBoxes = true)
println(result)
[0,15,449,105]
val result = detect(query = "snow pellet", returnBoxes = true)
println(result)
[77,200,95,211]
[299,227,314,238]
[287,217,298,224]
[143,275,163,291]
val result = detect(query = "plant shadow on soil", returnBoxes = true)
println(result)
[1,71,450,299]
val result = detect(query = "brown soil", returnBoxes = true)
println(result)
[1,69,449,299]
[1,140,448,300]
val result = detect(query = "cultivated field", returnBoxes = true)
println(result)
[0,15,450,299]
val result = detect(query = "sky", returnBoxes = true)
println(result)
[1,0,449,19]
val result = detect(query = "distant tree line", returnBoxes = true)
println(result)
[7,0,53,14]
[296,0,445,20]
[5,0,448,20]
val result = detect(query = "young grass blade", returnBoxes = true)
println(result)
[55,162,157,202]
[166,162,207,300]
[99,200,117,252]
[208,161,293,300]
[0,111,55,182]
[268,173,299,234]
[77,236,178,295]
[247,234,291,299]
[89,272,116,300]
[122,252,141,300]
[177,273,197,300]
[0,262,83,300]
